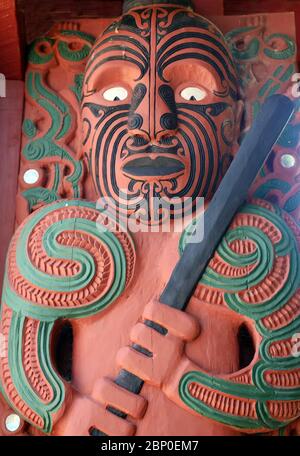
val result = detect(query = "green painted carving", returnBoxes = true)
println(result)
[1,200,135,432]
[23,71,82,198]
[225,27,298,149]
[22,119,37,138]
[254,180,300,219]
[225,25,299,230]
[70,74,84,103]
[254,179,292,199]
[264,33,296,60]
[8,315,64,433]
[2,200,128,320]
[283,192,300,213]
[57,31,95,62]
[179,201,300,430]
[180,203,299,319]
[226,26,260,61]
[22,187,59,211]
[226,29,296,65]
[180,371,266,430]
[22,31,95,211]
[28,37,55,65]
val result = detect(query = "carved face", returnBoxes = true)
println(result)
[82,5,242,223]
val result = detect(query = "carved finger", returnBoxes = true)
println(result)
[143,301,200,341]
[130,322,175,354]
[91,377,147,419]
[117,346,162,386]
[93,407,136,436]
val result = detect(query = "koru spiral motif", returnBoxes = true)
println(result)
[179,199,300,432]
[0,200,135,433]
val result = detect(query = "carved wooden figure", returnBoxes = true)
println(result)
[0,0,300,436]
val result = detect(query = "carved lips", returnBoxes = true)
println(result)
[122,155,185,178]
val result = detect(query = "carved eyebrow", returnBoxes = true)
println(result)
[157,32,235,68]
[85,35,149,85]
[85,51,148,85]
[158,47,237,87]
[157,31,238,98]
[92,35,149,61]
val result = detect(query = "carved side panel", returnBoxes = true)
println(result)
[16,28,96,223]
[216,13,300,224]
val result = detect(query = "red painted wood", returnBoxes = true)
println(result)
[19,0,122,43]
[0,0,23,80]
[19,0,224,43]
[194,0,224,15]
[225,0,300,14]
[0,81,24,295]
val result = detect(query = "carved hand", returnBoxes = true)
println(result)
[117,300,200,408]
[52,384,147,436]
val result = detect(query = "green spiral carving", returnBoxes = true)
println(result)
[179,201,300,431]
[57,31,95,62]
[3,200,129,320]
[22,31,95,209]
[28,38,55,65]
[1,200,135,432]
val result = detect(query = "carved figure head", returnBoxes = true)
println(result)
[81,0,243,223]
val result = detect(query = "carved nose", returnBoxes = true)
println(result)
[127,83,178,142]
[127,83,148,140]
[157,84,178,139]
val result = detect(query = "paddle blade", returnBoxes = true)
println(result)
[160,94,295,310]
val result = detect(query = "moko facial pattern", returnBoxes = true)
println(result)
[82,3,241,223]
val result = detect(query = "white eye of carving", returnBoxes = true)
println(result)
[103,87,128,101]
[180,87,206,101]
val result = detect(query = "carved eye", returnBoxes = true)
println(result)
[180,87,206,101]
[102,87,128,101]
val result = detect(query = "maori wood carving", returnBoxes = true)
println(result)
[179,199,300,431]
[222,15,300,224]
[0,200,135,433]
[1,0,300,437]
[17,28,96,222]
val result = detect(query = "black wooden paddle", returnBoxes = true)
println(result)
[91,94,294,436]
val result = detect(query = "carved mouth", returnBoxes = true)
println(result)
[122,156,185,178]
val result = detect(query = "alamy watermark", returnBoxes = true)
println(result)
[95,194,205,244]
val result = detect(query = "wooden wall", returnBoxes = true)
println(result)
[0,0,23,79]
[16,0,122,43]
